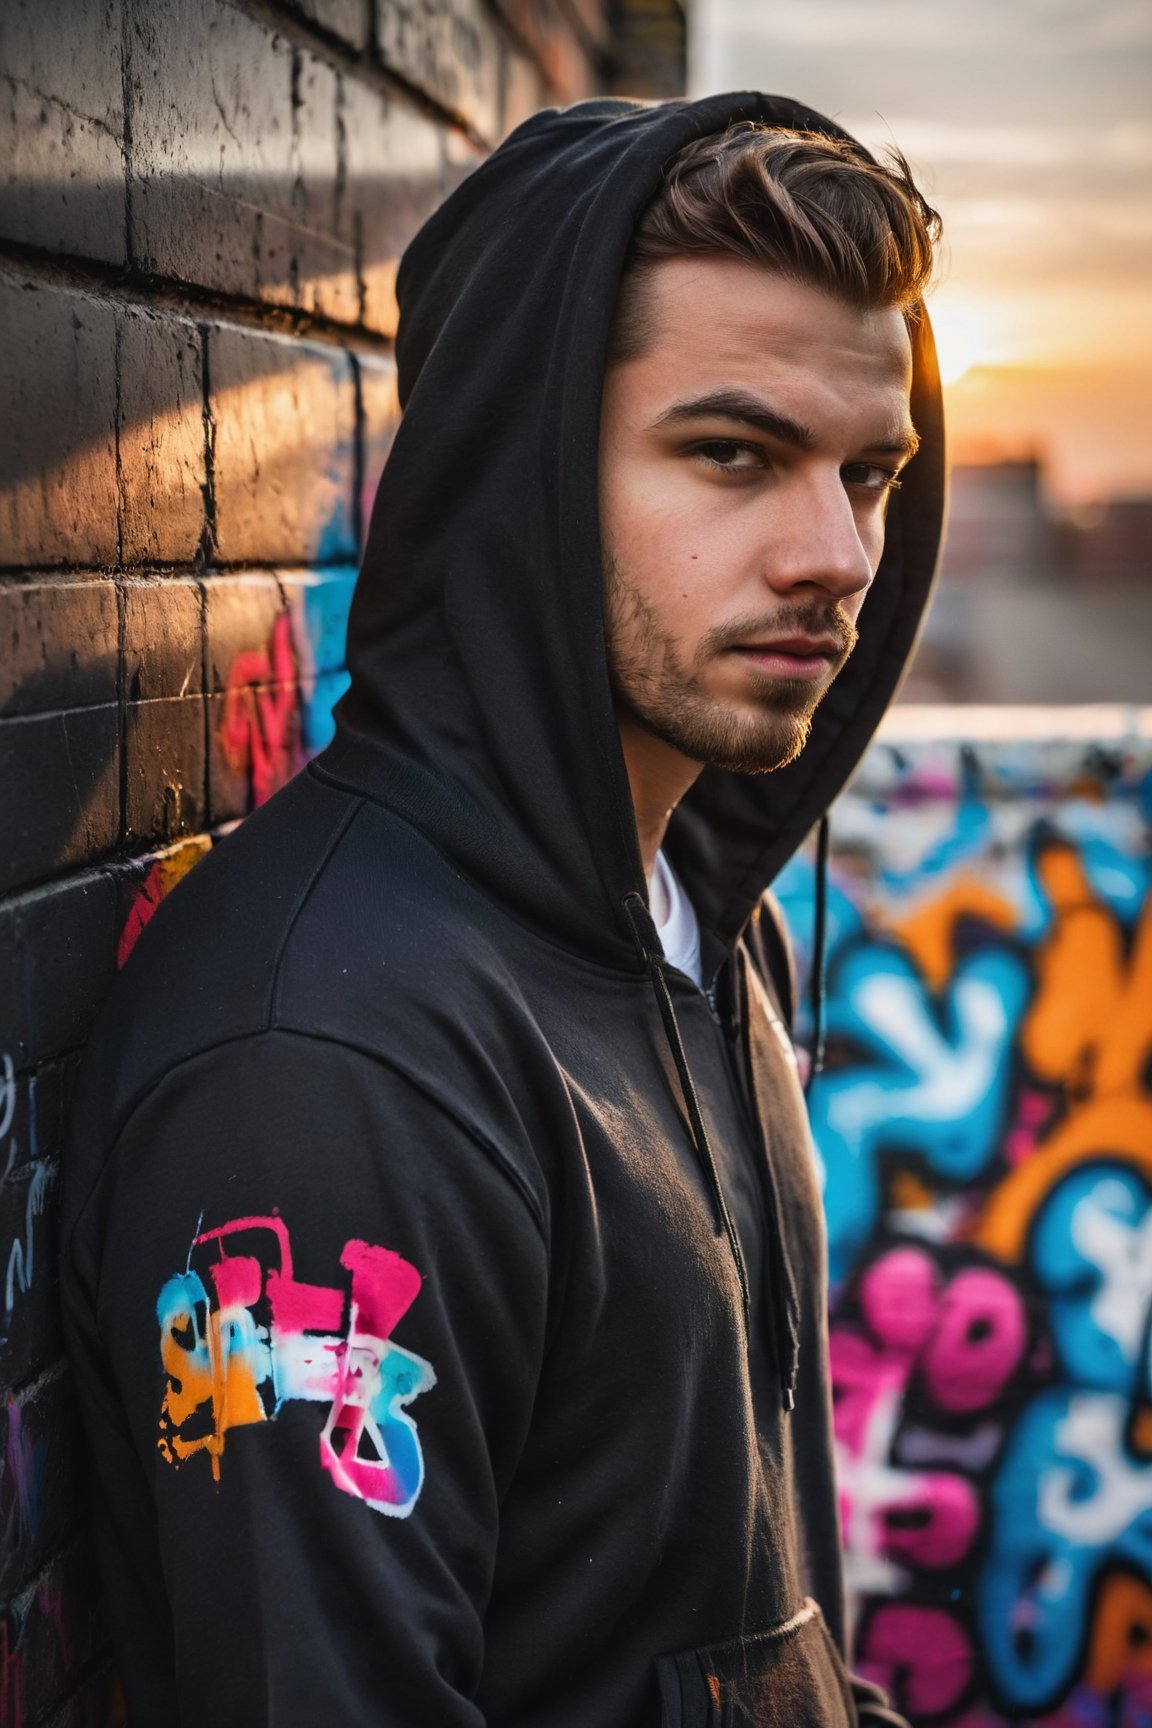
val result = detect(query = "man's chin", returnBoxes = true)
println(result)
[638,700,817,777]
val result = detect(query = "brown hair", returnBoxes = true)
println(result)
[609,124,941,364]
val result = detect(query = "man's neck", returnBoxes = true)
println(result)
[616,714,703,881]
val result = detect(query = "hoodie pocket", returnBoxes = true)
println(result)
[655,1599,855,1728]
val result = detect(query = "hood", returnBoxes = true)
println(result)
[321,93,945,982]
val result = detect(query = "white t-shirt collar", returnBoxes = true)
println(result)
[648,849,702,986]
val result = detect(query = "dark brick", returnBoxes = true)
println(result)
[129,0,293,298]
[0,1059,71,1176]
[0,0,126,264]
[42,1663,126,1728]
[297,0,370,49]
[0,1366,82,1598]
[0,1535,104,1728]
[0,581,118,718]
[0,276,119,569]
[209,326,356,564]
[123,694,207,851]
[441,122,484,198]
[0,905,28,1073]
[494,0,598,108]
[295,55,358,325]
[203,572,286,695]
[0,706,120,896]
[0,1061,27,1176]
[606,0,685,99]
[128,0,357,318]
[27,1058,80,1170]
[0,1161,60,1388]
[122,578,203,702]
[377,0,503,141]
[565,0,610,46]
[357,353,400,533]
[18,873,118,1067]
[117,310,207,565]
[500,45,549,135]
[343,79,444,338]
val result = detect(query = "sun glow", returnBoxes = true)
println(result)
[926,293,1012,386]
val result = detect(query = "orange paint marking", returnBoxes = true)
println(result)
[1023,844,1152,1100]
[889,1170,936,1213]
[1086,1574,1152,1693]
[891,876,1017,995]
[974,1096,1152,1261]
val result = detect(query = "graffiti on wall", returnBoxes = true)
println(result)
[778,733,1152,1727]
[116,571,359,967]
[216,571,356,812]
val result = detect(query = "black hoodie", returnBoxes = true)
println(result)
[61,95,942,1726]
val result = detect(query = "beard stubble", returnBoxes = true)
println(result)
[603,554,860,776]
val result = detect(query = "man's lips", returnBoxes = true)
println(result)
[728,635,843,679]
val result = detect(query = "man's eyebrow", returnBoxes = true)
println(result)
[653,390,816,450]
[653,389,921,463]
[867,426,921,462]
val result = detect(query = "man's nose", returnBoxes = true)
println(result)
[764,474,877,601]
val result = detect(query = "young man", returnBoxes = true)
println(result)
[62,94,943,1724]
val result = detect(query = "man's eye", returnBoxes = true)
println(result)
[694,441,764,472]
[842,463,903,494]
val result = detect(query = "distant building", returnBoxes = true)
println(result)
[1060,497,1152,584]
[902,459,1152,704]
[942,457,1058,583]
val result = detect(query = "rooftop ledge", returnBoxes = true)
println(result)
[879,704,1152,742]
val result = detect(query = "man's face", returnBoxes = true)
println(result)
[599,257,916,776]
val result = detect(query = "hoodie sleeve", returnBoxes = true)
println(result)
[64,1029,549,1727]
[852,1682,913,1728]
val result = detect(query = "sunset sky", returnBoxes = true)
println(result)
[691,0,1152,507]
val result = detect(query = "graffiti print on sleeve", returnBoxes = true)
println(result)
[156,1214,436,1518]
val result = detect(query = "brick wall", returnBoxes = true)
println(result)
[0,2,683,1720]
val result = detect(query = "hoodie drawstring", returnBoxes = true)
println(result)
[805,814,831,1096]
[735,954,803,1413]
[623,893,752,1329]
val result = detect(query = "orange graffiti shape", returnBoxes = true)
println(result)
[158,1285,268,1477]
[1087,1574,1152,1694]
[891,876,1017,996]
[975,1094,1152,1262]
[1023,844,1152,1100]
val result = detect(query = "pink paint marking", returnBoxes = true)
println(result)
[321,1404,407,1509]
[830,1328,909,1459]
[1005,1089,1053,1166]
[195,1214,293,1274]
[209,1255,263,1311]
[860,1247,939,1355]
[220,613,301,807]
[3,1392,41,1553]
[266,1271,345,1336]
[879,1473,980,1569]
[923,1267,1027,1414]
[342,1240,422,1341]
[858,1604,973,1720]
[116,860,166,969]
